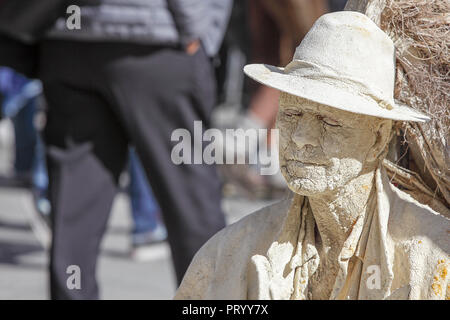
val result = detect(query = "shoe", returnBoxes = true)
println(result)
[32,187,51,224]
[132,223,168,246]
[130,224,168,262]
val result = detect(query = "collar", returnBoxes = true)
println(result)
[249,166,396,299]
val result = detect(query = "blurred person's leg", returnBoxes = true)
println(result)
[249,0,328,131]
[32,127,51,215]
[246,0,281,138]
[128,147,167,248]
[11,98,37,175]
[220,0,328,193]
[103,45,226,284]
[32,125,48,192]
[13,96,51,215]
[260,0,328,66]
[214,0,282,195]
[43,81,128,299]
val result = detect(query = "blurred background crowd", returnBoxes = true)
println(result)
[0,0,347,299]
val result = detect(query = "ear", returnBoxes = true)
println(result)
[366,120,392,163]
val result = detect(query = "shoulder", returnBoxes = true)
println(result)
[388,185,449,250]
[387,184,449,293]
[174,197,292,299]
[385,185,449,299]
[216,197,294,247]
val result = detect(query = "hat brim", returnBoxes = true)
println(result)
[244,63,429,122]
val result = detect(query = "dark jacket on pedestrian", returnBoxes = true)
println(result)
[46,0,233,57]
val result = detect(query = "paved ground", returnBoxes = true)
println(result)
[0,116,283,299]
[0,184,278,300]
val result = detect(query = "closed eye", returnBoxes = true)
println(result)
[316,115,342,127]
[283,110,303,118]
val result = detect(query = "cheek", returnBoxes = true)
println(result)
[322,128,373,161]
[328,158,363,181]
[276,118,296,153]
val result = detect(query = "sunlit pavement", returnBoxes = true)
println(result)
[0,186,277,299]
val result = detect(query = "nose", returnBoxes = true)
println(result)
[291,114,321,149]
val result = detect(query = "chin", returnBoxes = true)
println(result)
[280,161,359,196]
[281,166,357,196]
[280,165,329,196]
[286,178,329,196]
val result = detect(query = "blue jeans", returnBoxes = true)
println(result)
[12,98,48,192]
[128,148,164,235]
[0,67,47,192]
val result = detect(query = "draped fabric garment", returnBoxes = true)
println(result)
[175,167,449,300]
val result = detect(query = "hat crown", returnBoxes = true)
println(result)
[291,11,395,99]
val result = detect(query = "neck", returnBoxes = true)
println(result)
[307,167,377,255]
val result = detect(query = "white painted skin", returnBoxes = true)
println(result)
[277,92,392,197]
[277,92,393,299]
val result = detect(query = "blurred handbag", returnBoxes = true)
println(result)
[0,0,67,44]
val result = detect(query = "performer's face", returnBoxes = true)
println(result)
[277,92,391,196]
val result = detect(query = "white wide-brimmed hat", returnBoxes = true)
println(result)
[244,11,429,122]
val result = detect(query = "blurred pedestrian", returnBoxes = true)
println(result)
[221,0,328,192]
[41,0,231,299]
[246,0,328,136]
[243,0,346,140]
[0,67,50,216]
[0,0,232,299]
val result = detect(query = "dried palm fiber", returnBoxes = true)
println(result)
[383,158,450,216]
[345,0,449,216]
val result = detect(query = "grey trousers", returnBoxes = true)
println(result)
[38,40,226,299]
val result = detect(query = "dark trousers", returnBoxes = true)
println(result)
[38,40,226,299]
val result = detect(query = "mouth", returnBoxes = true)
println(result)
[284,159,327,167]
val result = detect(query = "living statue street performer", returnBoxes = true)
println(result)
[175,11,449,300]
